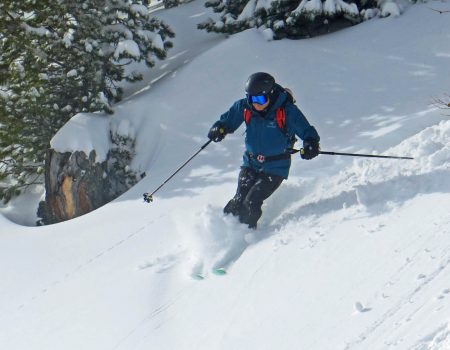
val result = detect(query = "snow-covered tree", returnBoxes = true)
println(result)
[163,0,182,9]
[198,0,402,38]
[0,0,174,203]
[197,0,252,34]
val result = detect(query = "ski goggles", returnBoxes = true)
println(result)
[247,94,268,105]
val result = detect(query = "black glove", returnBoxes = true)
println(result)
[301,139,320,160]
[208,122,226,142]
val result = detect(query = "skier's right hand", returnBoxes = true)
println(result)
[208,122,226,142]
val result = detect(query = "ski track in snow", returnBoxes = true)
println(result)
[138,246,186,273]
[341,213,450,350]
[344,256,450,349]
[12,215,166,313]
[111,286,195,350]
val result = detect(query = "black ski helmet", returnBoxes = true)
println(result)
[245,72,275,96]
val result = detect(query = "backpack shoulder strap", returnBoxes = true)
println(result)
[275,107,286,131]
[243,108,252,124]
[275,87,297,132]
[277,106,297,145]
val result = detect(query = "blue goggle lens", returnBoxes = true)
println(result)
[249,95,268,105]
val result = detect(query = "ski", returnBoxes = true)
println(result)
[212,267,227,276]
[191,267,227,280]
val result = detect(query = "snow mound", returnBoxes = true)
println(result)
[352,120,450,207]
[50,113,110,162]
[381,0,402,17]
[355,120,450,179]
[274,121,450,224]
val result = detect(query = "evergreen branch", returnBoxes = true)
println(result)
[21,174,44,187]
[0,157,17,165]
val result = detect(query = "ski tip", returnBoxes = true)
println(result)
[212,268,227,276]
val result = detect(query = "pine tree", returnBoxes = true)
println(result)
[163,0,181,9]
[277,0,361,38]
[0,1,174,203]
[197,0,252,34]
[198,0,396,38]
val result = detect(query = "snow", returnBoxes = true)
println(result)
[261,27,275,41]
[130,4,150,16]
[21,23,51,37]
[237,0,257,21]
[381,1,402,17]
[293,0,324,17]
[0,185,44,226]
[111,118,136,139]
[103,24,134,40]
[150,33,165,50]
[66,69,78,78]
[62,28,75,48]
[133,29,165,52]
[323,0,359,16]
[114,39,141,59]
[84,41,93,52]
[38,73,49,80]
[2,1,450,350]
[50,113,110,162]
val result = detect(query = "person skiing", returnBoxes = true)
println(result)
[207,72,320,229]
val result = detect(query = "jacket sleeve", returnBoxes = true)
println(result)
[285,103,320,142]
[216,99,246,134]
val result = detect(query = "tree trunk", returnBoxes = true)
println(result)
[38,149,112,225]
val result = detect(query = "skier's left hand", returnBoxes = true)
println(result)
[301,139,320,159]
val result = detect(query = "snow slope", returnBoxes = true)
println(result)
[1,1,450,350]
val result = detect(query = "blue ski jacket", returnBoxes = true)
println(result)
[214,85,320,179]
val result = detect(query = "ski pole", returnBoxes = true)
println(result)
[288,148,414,160]
[318,151,413,160]
[143,139,213,203]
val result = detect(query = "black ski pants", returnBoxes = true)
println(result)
[224,167,284,228]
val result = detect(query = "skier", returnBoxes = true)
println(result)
[207,72,320,229]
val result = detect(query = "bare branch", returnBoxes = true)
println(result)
[428,7,450,14]
[431,94,450,115]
